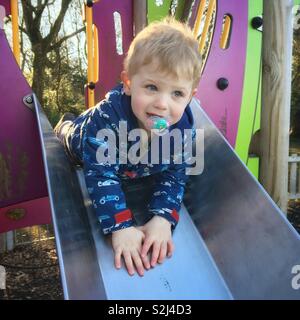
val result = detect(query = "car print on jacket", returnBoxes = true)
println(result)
[99,195,120,204]
[98,179,119,187]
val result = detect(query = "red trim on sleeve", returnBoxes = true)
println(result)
[114,209,132,224]
[171,209,179,222]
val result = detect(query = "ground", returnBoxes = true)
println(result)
[288,200,300,233]
[0,237,63,300]
[0,204,299,300]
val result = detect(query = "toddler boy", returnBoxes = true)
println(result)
[54,17,202,277]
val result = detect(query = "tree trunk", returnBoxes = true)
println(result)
[20,0,74,104]
[31,44,47,104]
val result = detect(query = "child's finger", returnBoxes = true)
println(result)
[150,241,160,267]
[123,251,135,276]
[167,240,174,257]
[136,225,145,233]
[114,249,122,269]
[141,252,151,270]
[132,251,145,277]
[158,241,167,264]
[141,238,153,258]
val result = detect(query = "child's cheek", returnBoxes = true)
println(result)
[172,108,185,124]
[134,96,147,112]
[131,97,145,119]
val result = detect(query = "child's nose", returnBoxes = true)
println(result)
[154,95,168,111]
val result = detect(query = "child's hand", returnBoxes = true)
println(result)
[138,216,174,268]
[111,226,150,276]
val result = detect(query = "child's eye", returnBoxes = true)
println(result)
[145,84,157,91]
[173,90,184,97]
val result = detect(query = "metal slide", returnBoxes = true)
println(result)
[33,95,300,300]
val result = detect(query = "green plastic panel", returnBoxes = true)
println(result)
[235,0,263,178]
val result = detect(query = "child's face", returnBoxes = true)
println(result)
[121,64,196,133]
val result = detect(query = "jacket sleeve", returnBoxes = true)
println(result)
[148,127,196,229]
[82,109,134,235]
[147,163,187,229]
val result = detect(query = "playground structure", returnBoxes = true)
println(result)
[0,1,52,234]
[0,0,300,299]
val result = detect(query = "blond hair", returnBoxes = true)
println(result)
[124,17,202,89]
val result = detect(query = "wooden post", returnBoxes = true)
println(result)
[260,0,294,213]
[133,0,147,35]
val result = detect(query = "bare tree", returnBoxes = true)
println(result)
[20,0,85,104]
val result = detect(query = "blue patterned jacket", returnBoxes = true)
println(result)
[66,84,195,234]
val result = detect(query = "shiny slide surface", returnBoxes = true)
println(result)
[34,95,300,299]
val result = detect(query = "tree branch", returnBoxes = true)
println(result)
[48,26,85,52]
[35,0,50,29]
[19,25,28,36]
[21,0,43,44]
[44,0,72,48]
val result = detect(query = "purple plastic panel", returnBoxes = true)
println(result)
[196,0,248,147]
[0,29,51,227]
[91,0,133,104]
[0,0,10,16]
[188,0,201,28]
